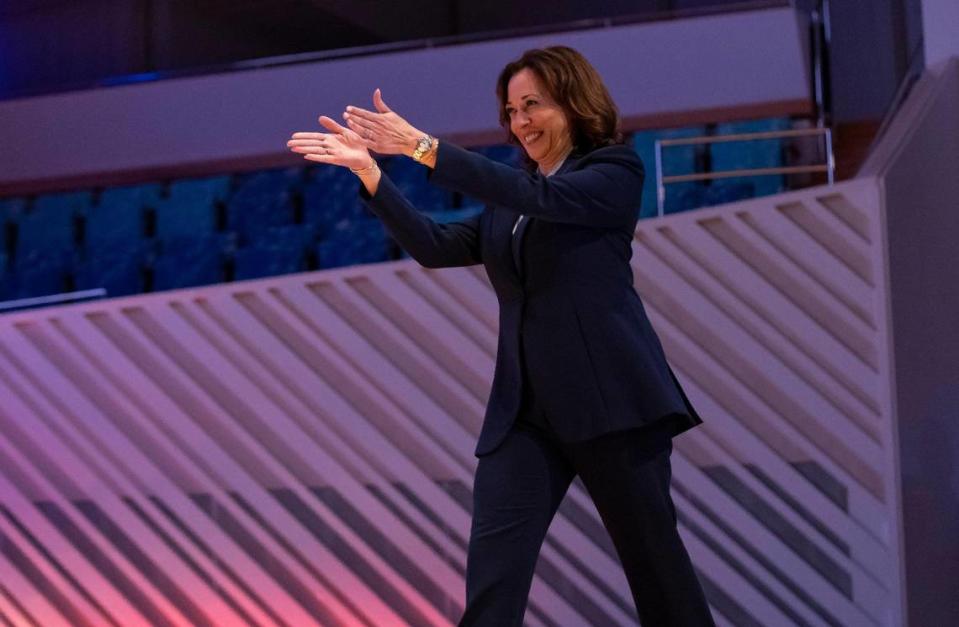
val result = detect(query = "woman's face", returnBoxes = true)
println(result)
[506,68,572,171]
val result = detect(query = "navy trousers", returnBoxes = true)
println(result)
[459,395,714,626]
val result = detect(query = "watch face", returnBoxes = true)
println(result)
[414,136,432,159]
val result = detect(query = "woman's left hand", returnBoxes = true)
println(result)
[344,88,423,157]
[287,115,372,169]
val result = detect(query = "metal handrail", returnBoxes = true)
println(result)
[658,127,829,146]
[664,164,830,184]
[0,288,107,313]
[654,126,835,216]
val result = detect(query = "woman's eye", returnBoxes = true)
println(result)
[525,100,537,107]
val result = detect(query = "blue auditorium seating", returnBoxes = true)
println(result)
[475,144,523,168]
[668,184,707,214]
[11,248,72,299]
[152,234,229,290]
[234,224,311,281]
[99,182,163,209]
[380,157,451,214]
[0,251,12,301]
[154,175,230,242]
[0,197,26,222]
[712,117,789,197]
[32,190,91,215]
[316,218,389,269]
[227,168,301,244]
[704,180,755,207]
[302,166,370,238]
[75,244,148,297]
[86,183,162,250]
[18,191,90,257]
[634,127,707,217]
[0,197,25,262]
[0,195,74,300]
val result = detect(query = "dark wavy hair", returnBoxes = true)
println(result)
[495,46,623,158]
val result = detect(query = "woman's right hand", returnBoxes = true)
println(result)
[343,88,424,157]
[287,115,374,170]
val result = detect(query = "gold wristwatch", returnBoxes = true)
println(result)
[411,134,436,162]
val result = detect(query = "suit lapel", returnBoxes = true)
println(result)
[511,213,529,278]
[490,208,523,285]
[510,154,582,277]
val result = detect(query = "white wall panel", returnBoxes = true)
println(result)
[0,6,810,191]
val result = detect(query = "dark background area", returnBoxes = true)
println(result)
[0,0,925,127]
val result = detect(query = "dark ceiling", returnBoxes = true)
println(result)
[0,0,767,97]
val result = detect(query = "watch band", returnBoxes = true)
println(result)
[411,135,436,162]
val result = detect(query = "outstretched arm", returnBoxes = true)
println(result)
[359,176,482,268]
[342,91,644,229]
[429,142,644,229]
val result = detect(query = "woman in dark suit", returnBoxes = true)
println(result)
[288,46,715,627]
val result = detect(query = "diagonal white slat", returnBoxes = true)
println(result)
[634,225,883,437]
[680,377,895,589]
[1,321,323,626]
[57,311,381,625]
[0,343,260,625]
[0,549,73,627]
[633,235,885,471]
[0,418,195,626]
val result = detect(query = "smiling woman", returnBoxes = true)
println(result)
[287,45,715,626]
[496,46,621,172]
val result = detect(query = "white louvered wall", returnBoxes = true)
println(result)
[0,176,902,626]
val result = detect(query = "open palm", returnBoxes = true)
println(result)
[287,116,372,170]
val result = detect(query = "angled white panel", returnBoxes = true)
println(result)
[0,176,901,626]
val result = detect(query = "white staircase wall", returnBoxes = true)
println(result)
[0,175,902,626]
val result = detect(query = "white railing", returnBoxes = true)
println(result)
[654,126,835,215]
[0,288,106,313]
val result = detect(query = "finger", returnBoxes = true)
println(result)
[303,153,339,164]
[290,132,330,140]
[344,105,379,121]
[373,88,392,113]
[287,138,329,146]
[343,110,376,131]
[346,118,380,145]
[290,146,335,156]
[289,145,325,154]
[341,127,373,147]
[318,115,349,134]
[345,117,375,136]
[288,142,333,154]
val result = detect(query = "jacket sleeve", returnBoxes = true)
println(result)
[359,171,482,268]
[428,142,644,228]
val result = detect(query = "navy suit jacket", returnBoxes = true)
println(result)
[362,141,701,455]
